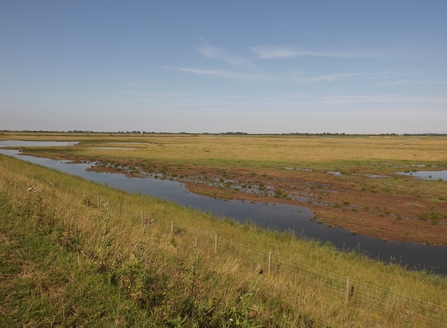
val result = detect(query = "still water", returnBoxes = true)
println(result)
[1,141,446,275]
[396,170,447,181]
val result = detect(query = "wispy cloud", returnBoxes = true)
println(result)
[301,73,362,82]
[381,79,447,86]
[173,66,276,82]
[118,90,187,97]
[251,46,393,61]
[176,67,244,79]
[314,95,447,106]
[251,46,357,59]
[197,45,254,67]
[172,66,394,85]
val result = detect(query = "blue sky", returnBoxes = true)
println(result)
[1,1,446,134]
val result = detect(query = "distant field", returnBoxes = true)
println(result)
[2,131,447,244]
[4,131,447,164]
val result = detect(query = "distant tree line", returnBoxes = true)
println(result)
[1,130,446,137]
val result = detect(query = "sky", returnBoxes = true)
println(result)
[1,1,446,134]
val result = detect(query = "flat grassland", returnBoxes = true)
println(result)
[2,131,447,244]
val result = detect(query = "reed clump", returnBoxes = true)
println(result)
[1,155,447,327]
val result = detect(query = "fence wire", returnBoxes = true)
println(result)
[173,218,447,327]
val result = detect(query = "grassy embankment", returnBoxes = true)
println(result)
[1,151,447,326]
[4,131,447,244]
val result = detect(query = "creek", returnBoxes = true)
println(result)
[1,140,446,275]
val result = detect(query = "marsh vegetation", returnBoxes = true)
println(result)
[1,152,447,326]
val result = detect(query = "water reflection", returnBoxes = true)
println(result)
[396,170,447,181]
[1,140,446,275]
[0,140,78,147]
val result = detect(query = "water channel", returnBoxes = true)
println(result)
[1,140,446,275]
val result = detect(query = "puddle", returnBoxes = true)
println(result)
[396,170,447,181]
[283,167,313,172]
[296,168,313,172]
[1,141,447,275]
[365,174,390,179]
[0,140,77,147]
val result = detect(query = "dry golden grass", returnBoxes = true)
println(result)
[3,131,447,166]
[78,135,447,165]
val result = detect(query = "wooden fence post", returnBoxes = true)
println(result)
[141,210,144,224]
[171,221,174,236]
[268,251,272,275]
[98,196,100,207]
